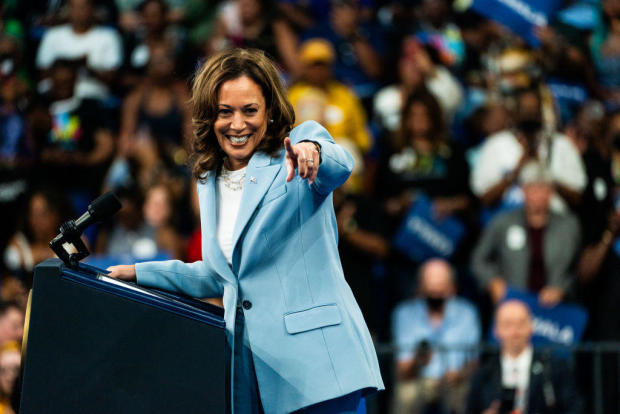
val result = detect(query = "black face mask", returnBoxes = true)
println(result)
[425,296,446,311]
[517,118,542,136]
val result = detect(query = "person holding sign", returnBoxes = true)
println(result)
[107,48,383,413]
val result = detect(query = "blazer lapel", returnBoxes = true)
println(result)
[527,352,547,411]
[490,355,504,401]
[231,151,281,268]
[199,172,236,284]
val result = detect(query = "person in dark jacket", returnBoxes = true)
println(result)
[465,300,582,414]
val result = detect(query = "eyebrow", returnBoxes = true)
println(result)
[217,103,259,108]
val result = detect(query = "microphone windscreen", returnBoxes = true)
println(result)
[88,192,122,220]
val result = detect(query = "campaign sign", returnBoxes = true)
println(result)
[490,288,588,347]
[471,0,564,46]
[548,78,588,124]
[393,194,466,262]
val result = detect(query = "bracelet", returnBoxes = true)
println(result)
[299,140,322,164]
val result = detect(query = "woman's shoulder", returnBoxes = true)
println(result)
[290,120,329,139]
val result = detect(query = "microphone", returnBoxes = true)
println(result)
[72,192,122,235]
[50,192,122,268]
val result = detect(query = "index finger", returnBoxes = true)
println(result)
[284,137,295,157]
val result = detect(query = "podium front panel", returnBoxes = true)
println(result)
[20,259,228,414]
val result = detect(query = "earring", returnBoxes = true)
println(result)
[269,119,274,123]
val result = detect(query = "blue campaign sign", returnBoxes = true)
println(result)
[547,78,589,124]
[393,194,466,262]
[557,2,600,30]
[471,0,564,46]
[490,289,588,347]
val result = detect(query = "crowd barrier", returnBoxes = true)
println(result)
[370,341,620,414]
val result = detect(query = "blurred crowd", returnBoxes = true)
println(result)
[2,0,620,412]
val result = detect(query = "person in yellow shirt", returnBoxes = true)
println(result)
[289,38,372,193]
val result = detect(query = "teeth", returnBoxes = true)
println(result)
[228,135,250,144]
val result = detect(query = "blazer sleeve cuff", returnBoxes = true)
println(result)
[290,121,353,194]
[135,260,223,298]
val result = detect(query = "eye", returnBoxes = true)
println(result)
[217,108,232,116]
[244,107,258,114]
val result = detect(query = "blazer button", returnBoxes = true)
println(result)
[242,300,252,310]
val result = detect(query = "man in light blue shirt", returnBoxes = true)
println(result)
[392,258,481,414]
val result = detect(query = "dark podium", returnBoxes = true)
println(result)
[20,258,228,414]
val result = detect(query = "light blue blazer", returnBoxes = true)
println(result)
[135,121,385,413]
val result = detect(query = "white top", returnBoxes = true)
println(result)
[372,66,463,131]
[470,129,587,212]
[215,166,246,265]
[501,345,534,412]
[36,24,123,99]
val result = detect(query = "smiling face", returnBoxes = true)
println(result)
[214,75,269,170]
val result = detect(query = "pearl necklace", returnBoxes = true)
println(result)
[220,165,246,191]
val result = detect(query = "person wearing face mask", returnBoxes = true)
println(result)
[392,258,481,414]
[107,48,383,414]
[471,87,586,216]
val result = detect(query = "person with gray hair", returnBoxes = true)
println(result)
[471,161,581,307]
[391,258,481,414]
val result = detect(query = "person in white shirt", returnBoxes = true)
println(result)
[470,87,586,215]
[496,301,535,412]
[35,0,123,99]
[373,36,463,134]
[466,300,582,414]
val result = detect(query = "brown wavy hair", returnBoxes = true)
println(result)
[190,48,295,180]
[397,87,446,152]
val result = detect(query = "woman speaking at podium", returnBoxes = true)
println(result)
[108,48,383,413]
